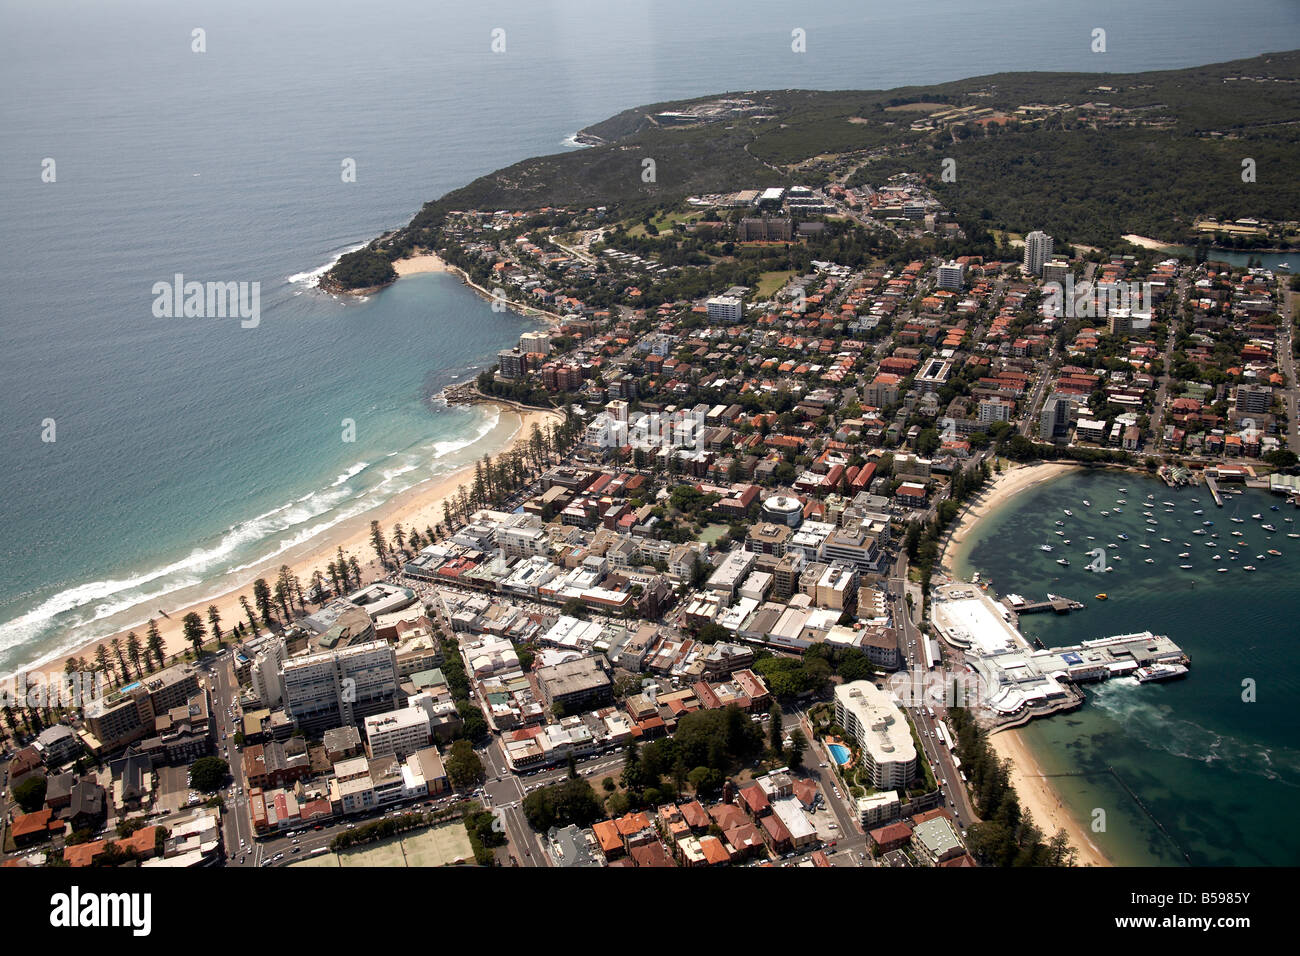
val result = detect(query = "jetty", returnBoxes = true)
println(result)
[1205,473,1224,507]
[1002,593,1085,615]
[931,582,1190,731]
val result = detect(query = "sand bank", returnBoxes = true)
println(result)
[393,250,452,276]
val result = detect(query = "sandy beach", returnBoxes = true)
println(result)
[938,461,1078,573]
[392,250,453,276]
[1121,233,1177,251]
[41,406,561,679]
[987,728,1111,866]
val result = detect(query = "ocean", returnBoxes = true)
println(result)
[0,0,1296,690]
[951,470,1300,866]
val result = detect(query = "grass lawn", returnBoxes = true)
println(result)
[755,269,798,298]
[696,523,731,545]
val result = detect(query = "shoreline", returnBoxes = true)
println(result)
[934,458,1113,865]
[25,405,561,683]
[937,461,1079,575]
[987,727,1111,867]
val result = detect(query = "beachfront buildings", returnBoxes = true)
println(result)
[281,641,400,736]
[833,680,917,790]
[81,664,201,754]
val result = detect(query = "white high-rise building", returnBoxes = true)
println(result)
[936,260,965,291]
[282,641,399,734]
[1023,231,1053,276]
[251,636,288,707]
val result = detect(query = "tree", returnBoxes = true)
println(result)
[207,605,222,643]
[785,728,808,767]
[188,756,229,792]
[446,739,485,789]
[252,578,275,626]
[369,520,389,567]
[13,775,47,812]
[240,596,259,639]
[146,619,165,670]
[125,631,143,678]
[110,637,129,683]
[769,704,784,754]
[181,612,206,657]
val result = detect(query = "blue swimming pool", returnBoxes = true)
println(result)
[828,743,851,765]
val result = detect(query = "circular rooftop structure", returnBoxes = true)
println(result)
[761,495,804,527]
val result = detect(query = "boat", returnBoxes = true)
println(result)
[1192,529,1207,536]
[1146,519,1158,525]
[1063,539,1071,544]
[1251,513,1263,520]
[1063,509,1073,516]
[1202,520,1214,526]
[1289,533,1300,539]
[1107,543,1118,549]
[1057,558,1070,566]
[1055,530,1066,536]
[1262,524,1277,532]
[1193,509,1204,515]
[1145,558,1155,564]
[1086,535,1096,540]
[1285,517,1293,523]
[1212,553,1221,559]
[1231,530,1244,537]
[1139,543,1151,549]
[1268,549,1282,556]
[1118,487,1128,493]
[1117,499,1127,504]
[1143,511,1154,517]
[1217,568,1228,573]
[1180,564,1194,569]
[1100,510,1111,517]
[1178,552,1191,558]
[1231,517,1244,524]
[1162,500,1176,507]
[1082,499,1091,507]
[1271,505,1280,511]
[1055,520,1065,527]
[1256,554,1266,560]
[1039,544,1054,552]
[1117,533,1129,540]
[1114,507,1123,513]
[1095,593,1108,600]
[1244,565,1257,572]
[1134,663,1189,684]
[1160,537,1171,543]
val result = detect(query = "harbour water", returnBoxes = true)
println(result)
[951,469,1300,866]
[2,0,1298,674]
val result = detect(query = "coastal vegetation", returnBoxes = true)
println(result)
[948,708,1077,867]
[325,52,1300,291]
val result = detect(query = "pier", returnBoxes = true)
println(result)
[1001,593,1085,615]
[1205,473,1223,507]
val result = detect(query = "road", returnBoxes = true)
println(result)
[204,655,254,865]
[1276,284,1299,454]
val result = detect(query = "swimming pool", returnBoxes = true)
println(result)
[828,743,851,765]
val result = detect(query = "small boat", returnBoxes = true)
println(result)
[1040,544,1054,552]
[1117,533,1129,540]
[1244,565,1257,572]
[1262,524,1277,532]
[1117,499,1127,504]
[1055,530,1066,536]
[1086,535,1096,540]
[1113,507,1123,513]
[1108,543,1119,549]
[1144,511,1154,517]
[1146,519,1158,525]
[1057,558,1070,566]
[1228,549,1239,555]
[1271,505,1280,511]
[1193,509,1204,515]
[1217,568,1228,573]
[1064,509,1073,516]
[1289,533,1300,539]
[1100,511,1111,517]
[1082,499,1091,507]
[1134,663,1189,684]
[1063,539,1071,544]
[1139,543,1151,549]
[1192,529,1207,536]
[1163,500,1176,507]
[1268,549,1282,556]
[1231,517,1244,524]
[1202,520,1214,526]
[1118,488,1128,493]
[1256,554,1266,560]
[1231,530,1244,537]
[1160,537,1171,543]
[1145,558,1155,564]
[1055,520,1065,527]
[1180,564,1194,569]
[1251,513,1263,520]
[1178,552,1191,558]
[1095,593,1108,600]
[1285,517,1293,523]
